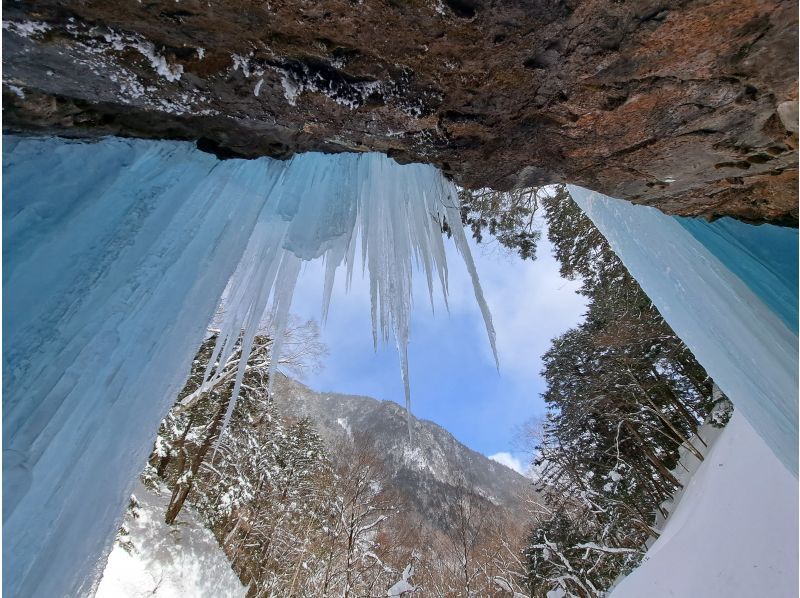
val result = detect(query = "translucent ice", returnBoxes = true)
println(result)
[677,215,798,331]
[204,152,498,438]
[569,185,798,475]
[3,136,496,597]
[4,137,274,597]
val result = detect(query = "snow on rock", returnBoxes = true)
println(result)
[101,30,184,82]
[402,445,432,472]
[387,564,415,596]
[4,82,26,98]
[4,136,495,597]
[273,63,382,110]
[610,413,798,597]
[2,19,51,38]
[231,53,256,78]
[17,20,212,112]
[96,481,245,598]
[569,185,799,474]
[336,417,352,436]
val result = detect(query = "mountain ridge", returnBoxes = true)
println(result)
[271,372,535,528]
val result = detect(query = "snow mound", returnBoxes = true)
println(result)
[96,482,244,598]
[610,413,798,597]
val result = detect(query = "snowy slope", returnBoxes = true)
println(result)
[95,482,244,598]
[610,412,798,598]
[271,373,533,527]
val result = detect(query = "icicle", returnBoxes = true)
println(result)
[265,253,303,392]
[397,336,413,440]
[207,151,498,442]
[440,181,499,368]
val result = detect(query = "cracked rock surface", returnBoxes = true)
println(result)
[2,0,797,223]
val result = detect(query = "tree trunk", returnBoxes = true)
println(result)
[641,394,704,462]
[623,421,683,489]
[165,397,228,524]
[650,367,707,446]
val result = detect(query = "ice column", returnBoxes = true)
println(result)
[4,137,278,597]
[569,185,798,475]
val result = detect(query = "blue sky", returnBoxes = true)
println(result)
[288,228,586,473]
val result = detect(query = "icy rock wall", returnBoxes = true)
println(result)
[569,185,799,475]
[3,136,493,597]
[678,216,798,331]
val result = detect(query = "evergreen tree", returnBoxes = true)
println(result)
[458,186,544,260]
[515,186,732,597]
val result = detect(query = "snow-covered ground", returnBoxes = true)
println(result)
[611,412,798,597]
[95,482,244,598]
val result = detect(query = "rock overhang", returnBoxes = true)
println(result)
[2,0,797,224]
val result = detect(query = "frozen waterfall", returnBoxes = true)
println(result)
[3,136,495,597]
[6,134,796,597]
[569,185,799,476]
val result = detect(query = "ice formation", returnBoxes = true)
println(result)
[678,215,798,331]
[8,132,795,597]
[569,185,799,475]
[4,136,495,597]
[203,150,497,439]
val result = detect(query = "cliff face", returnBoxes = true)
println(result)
[3,0,797,223]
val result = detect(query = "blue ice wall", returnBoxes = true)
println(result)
[569,185,798,476]
[4,136,277,597]
[677,217,798,331]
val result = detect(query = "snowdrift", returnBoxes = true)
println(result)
[611,413,798,597]
[96,482,245,598]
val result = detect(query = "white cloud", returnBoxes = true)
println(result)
[489,451,526,475]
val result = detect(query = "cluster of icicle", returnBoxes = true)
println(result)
[4,137,497,597]
[205,151,498,437]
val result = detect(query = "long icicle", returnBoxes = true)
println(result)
[210,152,497,442]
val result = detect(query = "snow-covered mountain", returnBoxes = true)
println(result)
[272,373,534,528]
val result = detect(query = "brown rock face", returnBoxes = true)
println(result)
[2,0,797,223]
